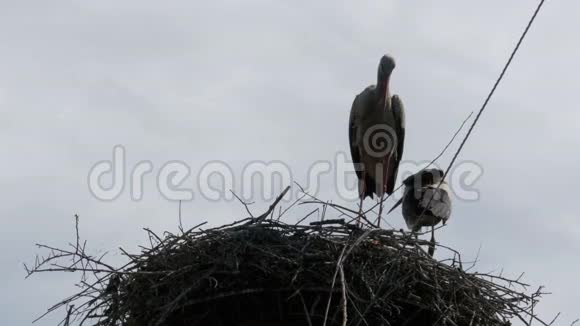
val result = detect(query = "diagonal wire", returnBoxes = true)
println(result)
[416,0,548,239]
[441,0,547,182]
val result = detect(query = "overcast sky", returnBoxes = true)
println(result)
[1,1,579,325]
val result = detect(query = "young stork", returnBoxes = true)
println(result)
[349,55,406,226]
[389,168,452,256]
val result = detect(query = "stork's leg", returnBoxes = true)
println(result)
[357,195,364,227]
[357,173,366,227]
[376,157,391,228]
[409,230,419,251]
[377,194,384,228]
[428,225,436,257]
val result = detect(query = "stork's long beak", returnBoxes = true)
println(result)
[387,197,402,215]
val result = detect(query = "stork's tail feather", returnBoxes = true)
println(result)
[387,197,403,215]
[363,174,376,199]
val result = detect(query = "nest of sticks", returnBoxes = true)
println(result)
[27,187,549,326]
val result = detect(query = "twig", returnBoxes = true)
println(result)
[230,190,255,218]
[248,185,291,224]
[178,200,184,234]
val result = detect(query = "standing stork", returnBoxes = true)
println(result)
[349,55,406,227]
[388,168,452,256]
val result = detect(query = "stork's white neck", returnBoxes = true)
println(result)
[376,79,391,110]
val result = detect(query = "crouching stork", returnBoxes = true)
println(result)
[389,168,452,256]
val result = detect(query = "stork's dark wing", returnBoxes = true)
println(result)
[349,94,363,181]
[386,94,406,193]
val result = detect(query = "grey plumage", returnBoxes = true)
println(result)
[391,169,452,232]
[349,55,406,199]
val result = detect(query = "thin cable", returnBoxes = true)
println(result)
[441,0,546,181]
[417,0,547,236]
